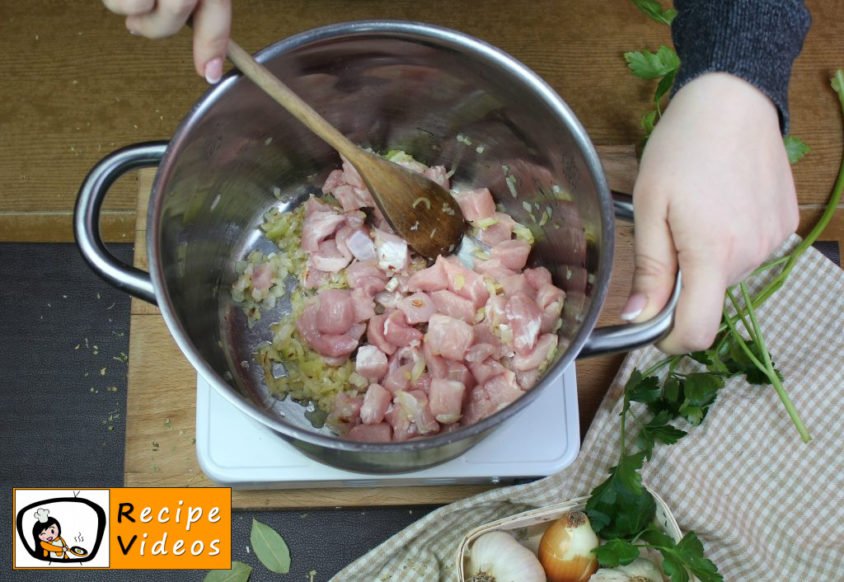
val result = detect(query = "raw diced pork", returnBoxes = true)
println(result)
[425,314,473,361]
[360,383,391,424]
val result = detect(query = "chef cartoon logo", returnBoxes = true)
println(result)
[13,489,109,569]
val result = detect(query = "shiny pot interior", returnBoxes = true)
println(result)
[148,21,612,472]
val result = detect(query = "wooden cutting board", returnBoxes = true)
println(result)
[121,146,642,508]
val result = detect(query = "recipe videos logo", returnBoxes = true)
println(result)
[13,488,232,570]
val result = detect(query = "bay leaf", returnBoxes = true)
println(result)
[250,518,291,574]
[204,560,252,582]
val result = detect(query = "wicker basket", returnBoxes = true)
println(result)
[455,488,686,581]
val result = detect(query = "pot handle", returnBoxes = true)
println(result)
[577,191,681,358]
[74,141,168,305]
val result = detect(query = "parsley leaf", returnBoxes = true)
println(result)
[627,371,661,404]
[640,527,676,547]
[678,403,704,425]
[637,411,688,458]
[689,350,714,366]
[642,530,723,582]
[683,373,723,405]
[593,538,640,567]
[631,0,678,25]
[678,373,723,425]
[677,533,723,580]
[659,376,684,414]
[662,553,691,582]
[724,337,779,384]
[654,69,677,104]
[784,135,810,164]
[624,46,680,80]
[586,452,656,539]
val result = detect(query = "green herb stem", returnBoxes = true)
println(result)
[723,290,810,441]
[750,255,790,277]
[620,391,630,455]
[726,286,811,442]
[744,74,844,311]
[712,330,732,357]
[720,298,765,371]
[739,284,812,443]
[716,69,844,442]
[641,354,681,378]
[725,287,755,343]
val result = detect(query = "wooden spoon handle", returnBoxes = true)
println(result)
[226,40,359,161]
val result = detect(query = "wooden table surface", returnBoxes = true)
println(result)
[3,0,843,241]
[3,1,842,505]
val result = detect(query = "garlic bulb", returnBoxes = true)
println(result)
[589,557,663,581]
[466,531,547,582]
[537,511,599,582]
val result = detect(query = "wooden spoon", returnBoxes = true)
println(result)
[226,40,465,259]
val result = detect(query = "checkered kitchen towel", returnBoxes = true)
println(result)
[332,236,844,581]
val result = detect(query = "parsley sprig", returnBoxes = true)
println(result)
[584,296,796,582]
[624,45,679,135]
[623,0,680,139]
[594,530,721,582]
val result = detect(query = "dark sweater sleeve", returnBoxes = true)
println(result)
[671,0,811,133]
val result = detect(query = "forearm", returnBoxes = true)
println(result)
[40,541,65,553]
[671,0,811,133]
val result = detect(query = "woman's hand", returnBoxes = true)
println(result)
[623,72,799,354]
[103,0,231,83]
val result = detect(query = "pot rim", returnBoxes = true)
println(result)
[147,19,614,454]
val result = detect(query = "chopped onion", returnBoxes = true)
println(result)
[412,196,432,209]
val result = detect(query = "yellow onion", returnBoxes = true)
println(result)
[537,511,599,582]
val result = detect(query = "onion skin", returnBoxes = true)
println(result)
[537,511,599,582]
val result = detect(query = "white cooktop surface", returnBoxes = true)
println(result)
[195,363,579,488]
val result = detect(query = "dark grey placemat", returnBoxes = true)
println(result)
[0,243,133,489]
[0,243,436,581]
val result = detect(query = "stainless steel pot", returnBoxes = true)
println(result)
[75,21,676,473]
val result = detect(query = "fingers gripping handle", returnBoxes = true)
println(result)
[578,191,681,358]
[74,142,168,304]
[579,275,681,357]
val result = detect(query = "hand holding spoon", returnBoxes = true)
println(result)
[225,40,465,259]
